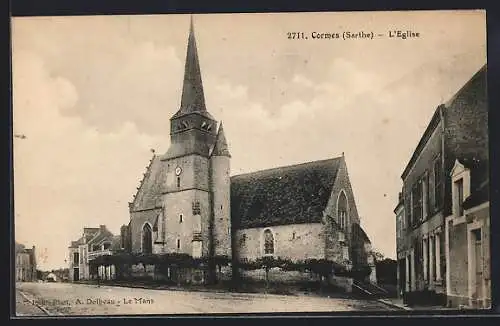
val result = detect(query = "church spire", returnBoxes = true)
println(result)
[212,122,231,157]
[176,15,207,117]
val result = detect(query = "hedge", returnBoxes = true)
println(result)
[89,253,231,268]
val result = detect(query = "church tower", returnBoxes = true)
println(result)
[210,122,232,258]
[160,17,231,281]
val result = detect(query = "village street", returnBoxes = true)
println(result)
[15,282,398,316]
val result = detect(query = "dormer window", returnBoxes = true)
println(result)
[451,159,470,218]
[454,178,464,216]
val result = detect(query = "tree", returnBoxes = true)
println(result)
[371,249,385,262]
[375,258,397,285]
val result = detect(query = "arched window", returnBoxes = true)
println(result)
[263,229,274,255]
[338,191,348,229]
[142,224,153,254]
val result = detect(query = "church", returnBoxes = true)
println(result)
[120,18,374,284]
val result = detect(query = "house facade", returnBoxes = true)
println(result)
[396,65,489,308]
[15,244,37,282]
[394,193,405,296]
[68,225,120,281]
[120,18,375,285]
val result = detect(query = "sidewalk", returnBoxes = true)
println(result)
[15,290,50,317]
[377,298,413,310]
[74,280,357,299]
[377,297,459,311]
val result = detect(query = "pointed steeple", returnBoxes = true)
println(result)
[212,122,231,157]
[174,15,208,118]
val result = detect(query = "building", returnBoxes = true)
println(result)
[120,17,374,285]
[68,225,121,281]
[396,65,489,308]
[394,192,405,296]
[15,243,37,282]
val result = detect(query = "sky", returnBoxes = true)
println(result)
[12,11,486,271]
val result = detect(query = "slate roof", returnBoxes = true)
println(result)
[69,239,83,248]
[130,155,167,212]
[231,157,342,229]
[69,226,115,248]
[110,235,122,251]
[171,16,213,120]
[211,122,231,157]
[460,156,489,209]
[88,228,114,246]
[463,180,489,210]
[15,242,25,253]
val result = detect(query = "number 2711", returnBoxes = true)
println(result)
[287,32,306,39]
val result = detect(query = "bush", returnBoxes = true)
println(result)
[376,259,397,285]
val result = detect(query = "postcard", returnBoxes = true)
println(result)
[12,10,489,316]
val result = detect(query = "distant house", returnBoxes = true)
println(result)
[15,243,37,282]
[68,225,121,281]
[46,273,57,282]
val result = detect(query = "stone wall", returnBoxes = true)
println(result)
[163,189,211,257]
[323,157,366,268]
[210,155,232,257]
[235,223,324,261]
[448,222,468,300]
[240,268,316,283]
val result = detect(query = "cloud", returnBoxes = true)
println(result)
[13,51,166,270]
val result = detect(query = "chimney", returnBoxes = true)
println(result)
[100,225,106,231]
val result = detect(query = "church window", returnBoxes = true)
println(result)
[142,224,153,254]
[177,177,181,188]
[192,201,201,215]
[179,214,183,223]
[292,232,296,240]
[338,191,348,230]
[176,239,181,249]
[263,229,275,255]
